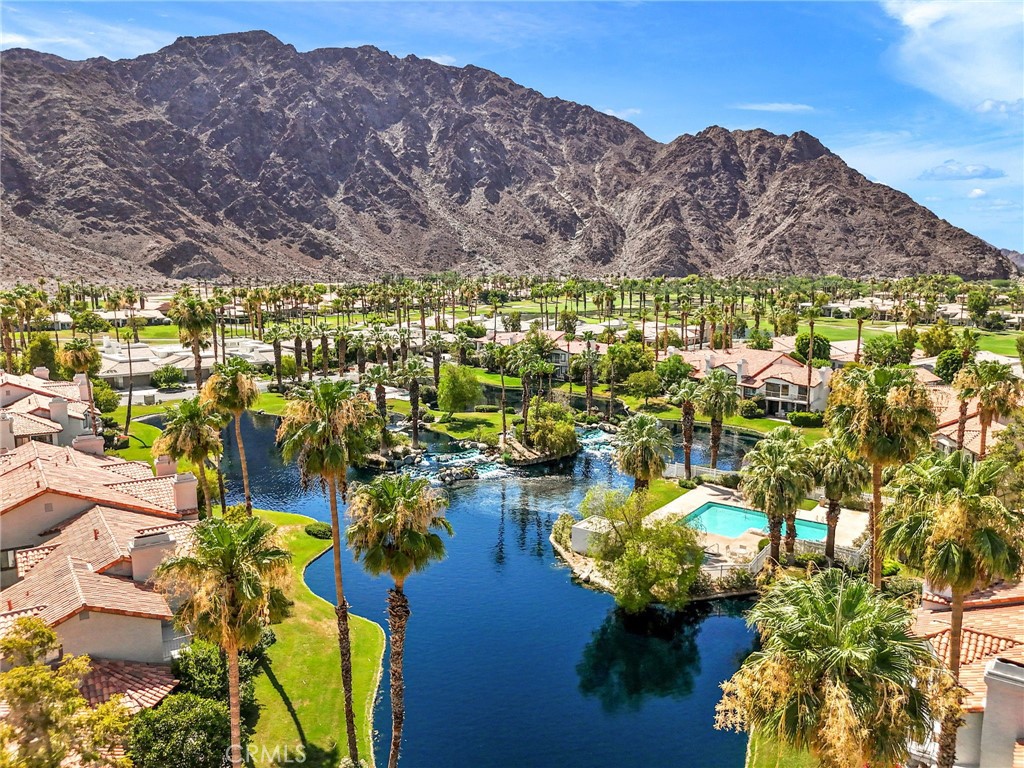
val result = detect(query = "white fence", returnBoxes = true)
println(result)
[734,537,870,576]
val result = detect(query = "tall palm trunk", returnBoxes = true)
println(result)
[870,462,883,588]
[682,404,694,480]
[410,381,420,449]
[806,321,814,409]
[338,337,348,376]
[273,342,283,389]
[124,339,135,436]
[328,475,360,763]
[376,385,387,423]
[386,585,412,768]
[197,464,213,518]
[709,417,722,469]
[226,643,243,767]
[234,413,252,514]
[321,336,330,377]
[937,590,965,768]
[767,514,782,564]
[824,498,841,561]
[305,339,314,381]
[784,510,797,565]
[192,338,203,388]
[854,321,864,363]
[431,351,440,387]
[979,419,990,459]
[956,398,968,450]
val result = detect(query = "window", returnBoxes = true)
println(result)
[765,382,787,399]
[0,549,21,571]
[797,386,808,400]
[79,611,90,621]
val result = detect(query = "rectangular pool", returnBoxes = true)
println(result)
[683,502,829,542]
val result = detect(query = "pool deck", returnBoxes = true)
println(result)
[647,485,869,569]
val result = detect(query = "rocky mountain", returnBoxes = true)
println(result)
[1,30,1014,284]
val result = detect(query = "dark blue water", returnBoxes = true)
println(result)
[223,413,757,768]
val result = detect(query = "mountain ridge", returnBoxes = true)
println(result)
[0,30,1014,284]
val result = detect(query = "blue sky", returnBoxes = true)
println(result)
[3,1,1022,250]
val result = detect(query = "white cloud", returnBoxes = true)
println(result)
[967,188,987,199]
[881,1,1024,111]
[424,54,456,66]
[0,6,173,60]
[603,107,643,119]
[733,102,815,113]
[919,159,1006,181]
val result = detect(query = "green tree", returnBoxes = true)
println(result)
[129,693,232,768]
[167,292,214,387]
[277,380,379,763]
[609,520,704,613]
[808,438,870,560]
[0,617,130,768]
[919,320,956,357]
[155,517,290,768]
[347,475,453,768]
[626,369,663,406]
[59,337,100,436]
[25,333,59,377]
[151,364,186,390]
[863,334,912,366]
[973,360,1022,458]
[153,397,224,518]
[741,429,813,564]
[966,289,991,324]
[826,365,936,586]
[437,364,482,417]
[849,306,873,363]
[262,323,289,390]
[715,570,947,768]
[655,354,693,390]
[696,368,740,470]
[363,363,391,423]
[746,329,773,350]
[524,397,579,457]
[398,359,430,449]
[794,330,830,364]
[201,358,260,514]
[600,341,653,384]
[881,451,1024,768]
[934,347,965,384]
[614,413,674,492]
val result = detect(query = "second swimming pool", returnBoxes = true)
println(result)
[684,502,829,542]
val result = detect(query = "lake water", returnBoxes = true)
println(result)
[223,413,759,768]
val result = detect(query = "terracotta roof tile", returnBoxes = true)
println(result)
[0,606,43,637]
[80,659,177,714]
[1014,740,1024,768]
[0,409,63,436]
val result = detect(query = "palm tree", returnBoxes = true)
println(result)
[347,474,453,768]
[881,451,1024,768]
[807,438,870,561]
[613,413,674,492]
[742,430,812,564]
[167,292,214,387]
[696,368,739,470]
[152,397,223,517]
[425,332,446,387]
[801,306,820,409]
[716,569,943,768]
[59,337,100,436]
[826,365,936,587]
[155,517,290,768]
[399,359,430,449]
[263,324,288,390]
[316,322,334,378]
[277,380,380,764]
[290,322,305,380]
[951,362,978,451]
[668,380,699,480]
[201,358,261,514]
[364,363,390,423]
[973,361,1021,458]
[849,307,872,363]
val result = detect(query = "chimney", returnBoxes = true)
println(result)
[736,358,747,385]
[818,365,832,389]
[172,472,198,514]
[154,454,176,478]
[129,531,177,582]
[32,366,50,380]
[48,398,69,431]
[71,434,105,456]
[72,373,91,404]
[0,413,15,452]
[704,353,715,373]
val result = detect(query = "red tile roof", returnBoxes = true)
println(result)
[0,606,43,637]
[0,409,63,437]
[80,659,177,714]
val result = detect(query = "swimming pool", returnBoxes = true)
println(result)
[684,502,829,542]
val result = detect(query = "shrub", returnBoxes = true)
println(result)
[151,364,186,389]
[552,513,575,550]
[882,559,902,578]
[883,575,923,601]
[746,329,773,350]
[304,522,333,540]
[787,411,824,428]
[421,411,435,423]
[716,569,757,593]
[474,404,500,413]
[171,640,258,720]
[504,406,517,414]
[738,399,765,419]
[511,416,524,426]
[677,479,697,490]
[757,537,770,552]
[934,348,965,384]
[794,553,828,569]
[129,693,232,768]
[223,504,249,525]
[717,473,742,489]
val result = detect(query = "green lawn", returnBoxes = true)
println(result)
[427,410,505,440]
[254,510,385,768]
[798,498,818,511]
[110,420,164,465]
[107,402,168,426]
[467,366,523,389]
[644,478,688,512]
[746,732,817,768]
[255,391,289,416]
